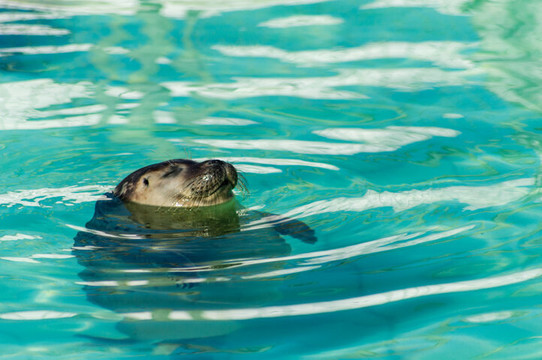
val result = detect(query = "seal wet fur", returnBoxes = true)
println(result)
[73,158,316,341]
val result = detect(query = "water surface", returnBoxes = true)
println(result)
[1,0,542,358]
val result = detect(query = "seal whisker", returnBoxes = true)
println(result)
[236,172,249,199]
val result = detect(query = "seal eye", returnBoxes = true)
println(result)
[162,167,183,178]
[143,178,149,186]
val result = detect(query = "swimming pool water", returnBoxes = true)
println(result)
[1,0,542,358]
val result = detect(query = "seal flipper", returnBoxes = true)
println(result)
[272,216,317,244]
[248,212,316,244]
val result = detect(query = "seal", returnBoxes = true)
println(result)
[113,159,238,207]
[73,158,316,341]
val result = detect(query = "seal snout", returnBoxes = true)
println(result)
[200,160,238,189]
[184,159,238,198]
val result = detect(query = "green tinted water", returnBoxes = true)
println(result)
[1,0,542,358]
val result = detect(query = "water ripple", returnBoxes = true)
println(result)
[0,1,538,357]
[176,126,460,155]
[0,310,77,320]
[196,157,339,170]
[122,267,542,321]
[0,24,69,35]
[213,41,475,68]
[0,185,110,207]
[0,44,93,55]
[281,178,533,218]
[258,15,343,28]
[162,67,481,100]
[149,225,473,275]
[361,0,471,16]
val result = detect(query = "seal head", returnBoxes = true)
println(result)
[113,159,238,207]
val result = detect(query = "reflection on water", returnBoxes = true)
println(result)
[72,194,316,340]
[471,1,542,114]
[1,0,542,358]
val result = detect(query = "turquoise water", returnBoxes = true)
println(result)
[1,0,542,358]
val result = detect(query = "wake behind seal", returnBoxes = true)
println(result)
[73,158,317,341]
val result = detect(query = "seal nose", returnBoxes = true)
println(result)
[201,159,237,188]
[201,160,237,188]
